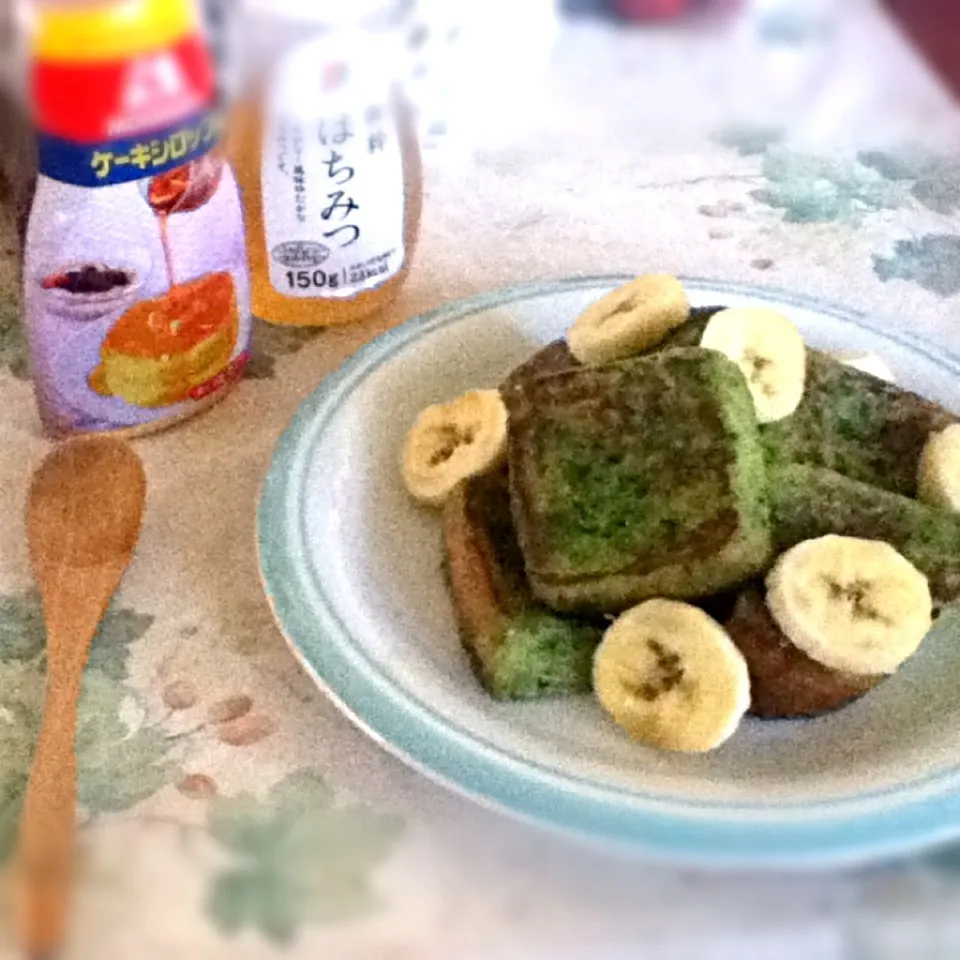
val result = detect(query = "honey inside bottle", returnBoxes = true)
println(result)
[230,19,422,327]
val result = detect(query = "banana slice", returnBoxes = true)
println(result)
[593,599,751,753]
[833,351,896,384]
[401,390,509,506]
[918,423,960,511]
[766,535,933,676]
[566,274,690,365]
[700,307,806,423]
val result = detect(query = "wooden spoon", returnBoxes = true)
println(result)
[16,436,146,959]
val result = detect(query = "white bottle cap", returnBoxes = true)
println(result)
[238,0,406,91]
[240,0,399,29]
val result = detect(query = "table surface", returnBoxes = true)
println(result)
[5,1,960,957]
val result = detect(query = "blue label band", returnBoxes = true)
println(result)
[37,109,223,187]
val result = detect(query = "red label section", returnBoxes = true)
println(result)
[32,34,214,143]
[189,352,250,402]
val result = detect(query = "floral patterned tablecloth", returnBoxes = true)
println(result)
[4,2,960,958]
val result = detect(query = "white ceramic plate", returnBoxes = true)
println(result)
[258,276,960,869]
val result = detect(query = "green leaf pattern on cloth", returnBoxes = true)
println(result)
[204,770,404,944]
[751,149,906,224]
[859,147,960,215]
[0,589,405,942]
[0,291,29,381]
[0,666,175,858]
[246,318,325,380]
[0,658,41,862]
[754,5,831,45]
[874,235,960,298]
[713,127,910,224]
[0,592,170,859]
[0,589,153,677]
[710,131,960,296]
[87,607,155,681]
[873,234,960,297]
[712,123,786,157]
[0,590,48,661]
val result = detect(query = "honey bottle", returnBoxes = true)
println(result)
[230,1,422,327]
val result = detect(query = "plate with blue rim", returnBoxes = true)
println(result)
[257,275,960,869]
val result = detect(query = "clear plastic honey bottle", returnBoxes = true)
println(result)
[230,1,422,327]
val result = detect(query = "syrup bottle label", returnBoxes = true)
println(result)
[24,9,251,437]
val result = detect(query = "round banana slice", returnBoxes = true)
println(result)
[766,535,933,676]
[566,274,690,365]
[700,307,806,423]
[593,599,751,753]
[401,389,508,506]
[918,423,960,512]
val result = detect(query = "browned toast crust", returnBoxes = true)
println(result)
[724,587,884,719]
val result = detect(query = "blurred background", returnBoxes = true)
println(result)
[2,0,957,169]
[187,0,959,153]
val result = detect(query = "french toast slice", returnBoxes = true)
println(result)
[769,463,960,604]
[660,310,958,496]
[761,352,957,496]
[499,307,726,394]
[504,348,772,614]
[501,340,579,393]
[656,306,719,350]
[441,469,602,700]
[724,585,884,720]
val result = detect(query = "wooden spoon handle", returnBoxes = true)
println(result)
[16,560,127,956]
[16,673,82,957]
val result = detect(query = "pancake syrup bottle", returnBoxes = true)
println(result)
[23,0,251,438]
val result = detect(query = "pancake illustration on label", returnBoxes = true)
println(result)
[86,154,240,408]
[89,271,239,407]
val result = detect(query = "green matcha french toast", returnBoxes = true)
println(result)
[658,309,958,496]
[761,353,957,496]
[769,462,960,604]
[442,469,602,700]
[500,307,727,395]
[503,347,772,614]
[398,271,955,753]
